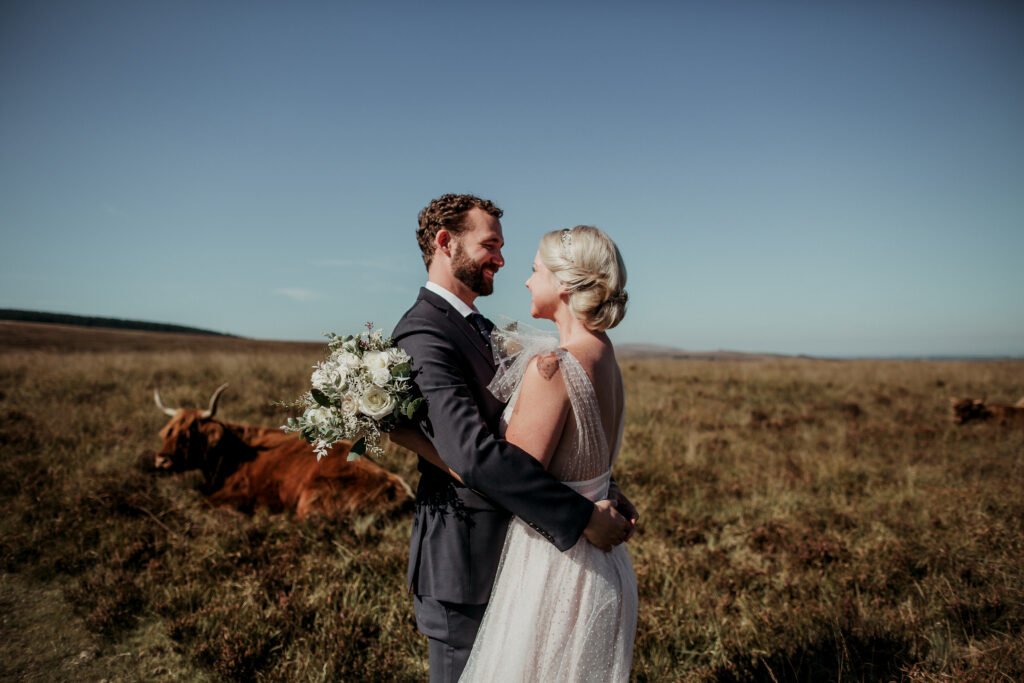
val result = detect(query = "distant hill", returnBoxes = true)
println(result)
[0,309,236,338]
[0,320,323,354]
[617,342,787,361]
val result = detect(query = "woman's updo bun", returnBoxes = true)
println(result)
[538,225,628,331]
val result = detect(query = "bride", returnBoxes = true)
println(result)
[467,225,637,681]
[396,225,637,681]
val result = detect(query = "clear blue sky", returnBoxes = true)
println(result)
[2,1,1022,356]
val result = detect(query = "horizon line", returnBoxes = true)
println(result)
[1,308,1021,361]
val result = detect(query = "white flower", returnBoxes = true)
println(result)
[387,347,410,365]
[340,394,358,415]
[311,367,329,391]
[305,406,333,428]
[312,361,347,391]
[362,350,389,372]
[337,352,361,370]
[371,367,392,386]
[358,385,396,419]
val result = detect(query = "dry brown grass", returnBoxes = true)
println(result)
[1,323,1022,681]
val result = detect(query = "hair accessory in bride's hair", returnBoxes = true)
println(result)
[560,229,574,263]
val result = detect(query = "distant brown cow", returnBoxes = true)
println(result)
[950,397,1024,426]
[147,384,413,519]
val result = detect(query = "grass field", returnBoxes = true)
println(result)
[1,322,1022,681]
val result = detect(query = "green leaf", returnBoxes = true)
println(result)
[404,397,425,419]
[351,437,366,455]
[311,388,331,408]
[391,362,412,378]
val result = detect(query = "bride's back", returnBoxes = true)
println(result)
[547,340,624,482]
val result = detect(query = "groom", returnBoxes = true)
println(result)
[391,193,635,682]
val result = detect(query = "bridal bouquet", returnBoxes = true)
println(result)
[284,325,424,460]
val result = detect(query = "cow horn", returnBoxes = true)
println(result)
[201,383,230,419]
[153,388,178,417]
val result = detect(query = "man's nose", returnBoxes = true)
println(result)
[493,251,505,268]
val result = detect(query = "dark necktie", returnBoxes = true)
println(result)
[467,312,493,348]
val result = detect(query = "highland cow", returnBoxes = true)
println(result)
[146,384,413,519]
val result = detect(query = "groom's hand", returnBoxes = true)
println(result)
[583,500,631,552]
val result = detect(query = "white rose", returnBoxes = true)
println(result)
[362,351,389,372]
[311,366,330,391]
[387,347,410,365]
[371,367,392,386]
[337,352,361,370]
[358,385,396,420]
[312,361,347,391]
[305,406,333,428]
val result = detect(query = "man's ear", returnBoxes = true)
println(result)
[436,229,452,257]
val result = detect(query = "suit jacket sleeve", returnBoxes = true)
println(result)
[395,315,594,551]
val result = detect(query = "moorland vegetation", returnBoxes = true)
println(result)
[1,323,1021,681]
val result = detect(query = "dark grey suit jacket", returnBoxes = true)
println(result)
[392,287,594,604]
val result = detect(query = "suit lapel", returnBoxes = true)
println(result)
[417,288,495,367]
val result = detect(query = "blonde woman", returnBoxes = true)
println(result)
[458,225,638,680]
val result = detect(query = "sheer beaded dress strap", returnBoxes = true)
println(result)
[553,349,612,480]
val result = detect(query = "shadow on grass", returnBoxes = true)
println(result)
[715,631,911,682]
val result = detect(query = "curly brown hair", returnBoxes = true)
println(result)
[416,193,503,269]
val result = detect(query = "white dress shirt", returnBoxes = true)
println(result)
[425,281,478,318]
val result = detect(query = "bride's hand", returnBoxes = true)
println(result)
[582,499,630,552]
[608,484,639,542]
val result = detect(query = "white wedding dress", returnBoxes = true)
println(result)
[460,330,638,682]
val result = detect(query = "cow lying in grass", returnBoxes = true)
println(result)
[145,384,413,519]
[949,396,1024,426]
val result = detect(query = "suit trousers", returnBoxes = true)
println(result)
[414,595,487,683]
